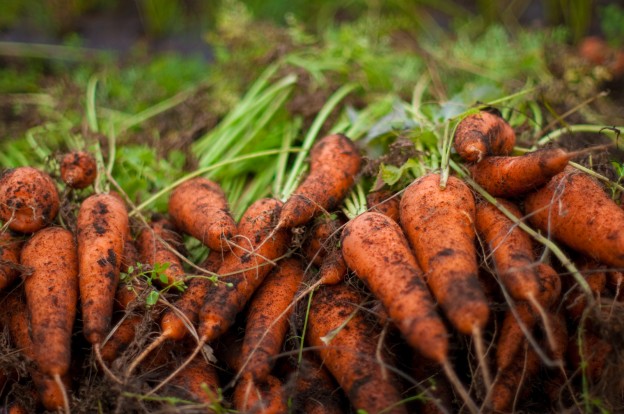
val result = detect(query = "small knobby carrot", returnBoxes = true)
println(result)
[303,215,343,266]
[168,177,236,251]
[524,168,624,268]
[0,167,60,233]
[318,250,347,285]
[198,198,290,344]
[137,216,185,286]
[240,257,304,382]
[468,148,573,197]
[0,232,23,290]
[77,193,129,345]
[60,150,97,189]
[453,110,515,163]
[22,227,78,378]
[341,212,449,363]
[366,189,401,223]
[400,173,489,335]
[167,351,220,406]
[279,134,362,229]
[233,374,288,414]
[307,284,407,414]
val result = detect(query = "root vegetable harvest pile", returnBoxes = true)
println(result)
[0,119,623,413]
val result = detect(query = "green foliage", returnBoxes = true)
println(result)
[599,4,624,47]
[120,261,184,307]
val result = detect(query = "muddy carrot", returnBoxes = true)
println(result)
[453,110,515,163]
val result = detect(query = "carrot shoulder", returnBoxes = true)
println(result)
[307,284,407,414]
[77,193,129,345]
[279,134,361,229]
[453,111,515,163]
[524,168,624,268]
[168,177,236,251]
[341,211,449,363]
[22,227,78,377]
[400,173,489,335]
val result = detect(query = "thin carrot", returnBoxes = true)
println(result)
[21,227,78,378]
[491,341,540,413]
[341,211,449,363]
[400,173,489,335]
[279,134,362,229]
[453,110,515,163]
[307,284,407,414]
[524,168,624,268]
[240,257,304,382]
[168,177,236,251]
[0,167,60,233]
[136,215,186,286]
[77,193,129,346]
[0,232,23,290]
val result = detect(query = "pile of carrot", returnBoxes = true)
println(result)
[0,120,623,414]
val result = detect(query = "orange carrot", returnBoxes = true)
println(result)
[21,227,78,378]
[318,250,347,285]
[60,150,97,189]
[307,284,407,414]
[564,258,607,320]
[524,168,624,268]
[167,351,220,406]
[366,189,400,223]
[292,354,344,414]
[341,212,449,363]
[99,314,143,363]
[240,257,304,382]
[120,238,139,274]
[0,167,59,233]
[233,374,288,414]
[136,216,185,286]
[475,198,540,301]
[496,302,536,372]
[453,110,515,163]
[400,173,489,335]
[77,193,129,345]
[491,341,540,413]
[468,148,572,197]
[0,232,23,290]
[279,134,362,229]
[198,198,290,343]
[168,177,236,251]
[303,215,342,266]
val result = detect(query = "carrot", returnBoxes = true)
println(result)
[6,294,71,412]
[524,168,624,268]
[60,150,97,189]
[168,177,236,251]
[307,284,407,414]
[0,167,59,233]
[136,215,185,286]
[400,173,489,335]
[475,198,540,301]
[99,314,143,363]
[279,134,362,229]
[491,341,540,413]
[292,354,344,414]
[167,351,220,406]
[468,148,573,197]
[366,189,400,223]
[21,227,78,378]
[0,232,23,290]
[318,250,347,285]
[544,311,568,363]
[77,193,129,345]
[240,257,304,382]
[120,238,139,274]
[198,198,290,344]
[564,258,607,320]
[233,374,288,414]
[303,215,347,285]
[341,211,449,363]
[453,110,515,163]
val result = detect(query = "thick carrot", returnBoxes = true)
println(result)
[6,294,71,412]
[475,198,540,301]
[307,284,407,414]
[21,227,78,378]
[240,257,304,382]
[167,352,220,406]
[366,189,400,223]
[0,167,59,233]
[0,232,23,290]
[524,168,624,268]
[168,177,236,251]
[233,374,288,414]
[77,193,129,345]
[400,173,489,335]
[136,216,185,286]
[453,110,515,163]
[468,148,572,197]
[198,198,290,343]
[341,212,449,363]
[60,150,97,189]
[279,134,362,229]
